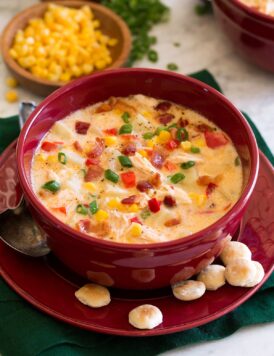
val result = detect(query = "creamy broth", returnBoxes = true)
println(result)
[238,0,274,16]
[32,95,243,244]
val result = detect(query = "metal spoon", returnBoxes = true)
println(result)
[0,102,50,257]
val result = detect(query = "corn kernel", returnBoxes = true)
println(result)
[108,38,118,46]
[192,137,205,147]
[36,154,47,163]
[47,155,58,163]
[146,137,157,148]
[141,111,152,119]
[6,77,18,88]
[5,90,18,103]
[138,150,148,158]
[107,199,124,211]
[94,209,109,222]
[181,141,192,152]
[104,136,117,147]
[128,204,139,213]
[83,182,96,192]
[157,130,171,144]
[129,223,142,237]
[189,193,207,207]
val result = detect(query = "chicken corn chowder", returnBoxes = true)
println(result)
[32,95,243,244]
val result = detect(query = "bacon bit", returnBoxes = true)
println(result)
[103,128,118,136]
[73,141,83,152]
[120,134,138,141]
[169,127,177,140]
[121,195,140,205]
[148,198,161,213]
[154,101,171,112]
[178,118,189,127]
[76,219,90,233]
[122,143,137,156]
[41,141,63,152]
[149,173,161,188]
[121,171,136,188]
[165,139,179,150]
[95,103,113,113]
[204,131,229,148]
[84,166,104,182]
[136,181,153,192]
[157,113,175,125]
[197,174,223,186]
[164,218,181,227]
[163,195,176,207]
[75,121,90,135]
[130,217,143,225]
[150,150,165,169]
[164,160,177,171]
[196,123,214,133]
[52,206,67,215]
[86,157,100,166]
[206,183,217,196]
[87,138,105,158]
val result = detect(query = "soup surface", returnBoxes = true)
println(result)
[238,0,274,16]
[32,95,243,244]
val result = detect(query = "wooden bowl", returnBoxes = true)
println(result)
[1,1,131,96]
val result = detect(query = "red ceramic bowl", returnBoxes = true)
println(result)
[213,0,274,72]
[16,68,259,290]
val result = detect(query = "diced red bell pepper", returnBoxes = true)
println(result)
[103,128,118,136]
[52,206,67,214]
[164,161,177,171]
[148,198,161,213]
[86,157,100,166]
[206,183,217,196]
[204,131,229,148]
[120,134,138,141]
[130,217,143,225]
[41,141,63,152]
[121,171,136,188]
[165,139,179,150]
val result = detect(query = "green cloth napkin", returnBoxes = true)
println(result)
[0,70,273,356]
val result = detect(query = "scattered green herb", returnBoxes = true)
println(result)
[191,146,201,154]
[170,173,185,184]
[140,208,151,220]
[58,152,67,165]
[167,63,178,71]
[195,1,212,16]
[181,161,196,169]
[122,112,130,123]
[235,156,241,166]
[89,200,98,215]
[148,49,158,62]
[119,124,133,135]
[143,132,155,140]
[76,204,88,215]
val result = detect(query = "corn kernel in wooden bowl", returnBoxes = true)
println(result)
[1,1,131,96]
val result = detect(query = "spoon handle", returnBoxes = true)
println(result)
[19,102,37,130]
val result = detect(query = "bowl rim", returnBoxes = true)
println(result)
[231,0,274,23]
[1,0,131,88]
[17,68,259,250]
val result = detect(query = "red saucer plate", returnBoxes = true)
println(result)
[0,146,273,337]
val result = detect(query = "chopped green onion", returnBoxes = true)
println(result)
[143,132,155,140]
[119,124,133,135]
[177,127,189,142]
[155,126,168,135]
[42,180,60,193]
[80,168,86,177]
[191,146,200,154]
[167,63,178,71]
[235,156,241,166]
[122,112,130,123]
[140,208,151,220]
[76,204,88,215]
[181,161,196,169]
[89,200,98,215]
[105,169,119,183]
[118,155,133,168]
[167,123,177,129]
[148,49,158,62]
[195,2,212,16]
[170,173,185,184]
[58,152,67,165]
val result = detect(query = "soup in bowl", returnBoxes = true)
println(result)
[17,69,259,289]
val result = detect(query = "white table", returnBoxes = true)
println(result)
[0,0,273,355]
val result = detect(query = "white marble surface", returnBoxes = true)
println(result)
[0,0,273,355]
